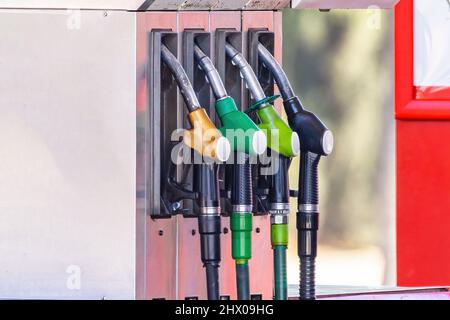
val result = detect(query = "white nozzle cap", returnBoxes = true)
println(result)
[322,130,334,155]
[252,131,267,155]
[215,136,231,162]
[291,132,301,156]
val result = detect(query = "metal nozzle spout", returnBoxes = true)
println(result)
[161,44,201,112]
[225,43,266,103]
[193,44,228,100]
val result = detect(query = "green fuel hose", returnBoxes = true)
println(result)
[272,223,289,300]
[273,245,287,300]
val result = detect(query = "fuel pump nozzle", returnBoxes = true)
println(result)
[258,43,334,300]
[194,43,266,300]
[161,44,231,300]
[224,43,300,158]
[161,45,231,162]
[225,42,300,301]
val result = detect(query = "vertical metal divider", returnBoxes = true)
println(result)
[214,27,243,300]
[210,10,242,299]
[175,13,180,301]
[248,28,277,301]
[177,12,211,300]
[242,10,275,300]
[145,21,179,298]
[184,28,213,300]
[176,12,184,301]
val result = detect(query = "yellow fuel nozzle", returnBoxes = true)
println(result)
[160,45,230,162]
[184,108,231,162]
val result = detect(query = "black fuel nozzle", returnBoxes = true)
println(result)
[257,43,333,157]
[257,42,334,300]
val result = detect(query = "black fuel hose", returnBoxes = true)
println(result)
[297,151,320,300]
[194,162,222,300]
[236,263,250,300]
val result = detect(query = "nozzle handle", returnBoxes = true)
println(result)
[183,108,231,162]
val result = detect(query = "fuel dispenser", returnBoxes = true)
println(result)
[0,0,405,301]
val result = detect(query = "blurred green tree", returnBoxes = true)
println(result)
[284,8,395,284]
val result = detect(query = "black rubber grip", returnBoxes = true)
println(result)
[194,164,221,208]
[198,214,221,301]
[231,154,253,206]
[297,212,318,257]
[269,154,290,204]
[299,151,320,205]
[198,215,221,265]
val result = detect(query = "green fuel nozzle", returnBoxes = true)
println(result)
[216,97,267,156]
[194,44,267,156]
[252,101,300,158]
[224,43,300,159]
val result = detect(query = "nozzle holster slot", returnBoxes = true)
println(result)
[148,30,183,219]
[248,29,275,98]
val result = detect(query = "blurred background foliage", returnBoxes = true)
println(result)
[283,8,396,286]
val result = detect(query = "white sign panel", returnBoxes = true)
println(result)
[414,0,450,87]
